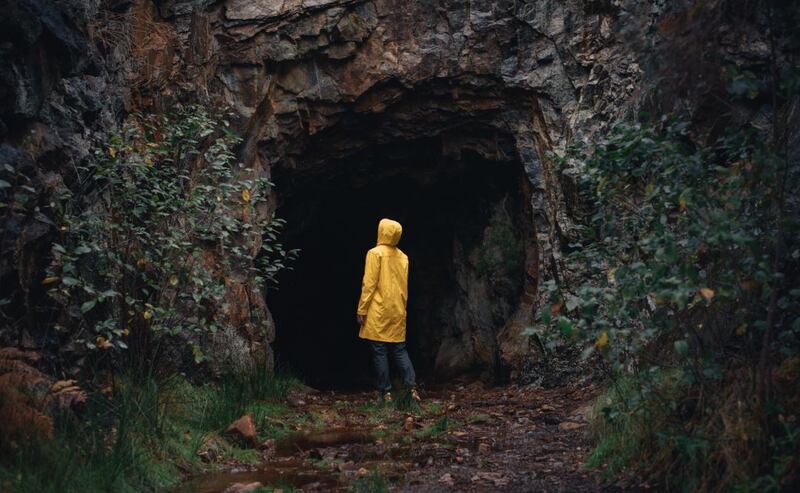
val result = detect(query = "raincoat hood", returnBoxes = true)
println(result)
[377,218,402,246]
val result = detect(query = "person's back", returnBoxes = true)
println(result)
[357,219,408,342]
[356,218,419,402]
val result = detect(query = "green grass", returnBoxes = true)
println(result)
[357,400,396,426]
[0,369,301,493]
[414,416,450,440]
[467,413,491,424]
[424,402,443,414]
[349,471,390,493]
[393,388,422,413]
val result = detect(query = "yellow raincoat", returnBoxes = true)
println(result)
[357,219,409,342]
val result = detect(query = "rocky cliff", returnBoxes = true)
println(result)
[2,0,787,381]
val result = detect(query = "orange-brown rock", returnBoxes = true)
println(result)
[225,414,258,448]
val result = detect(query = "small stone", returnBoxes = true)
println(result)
[259,438,276,455]
[225,414,257,448]
[287,394,307,407]
[222,482,263,493]
[197,434,225,462]
[438,473,454,485]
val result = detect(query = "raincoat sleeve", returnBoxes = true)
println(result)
[357,251,380,315]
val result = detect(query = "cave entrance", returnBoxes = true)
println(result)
[269,132,527,390]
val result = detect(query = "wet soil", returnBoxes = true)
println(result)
[181,381,637,492]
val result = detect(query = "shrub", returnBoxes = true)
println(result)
[44,104,296,372]
[536,114,800,490]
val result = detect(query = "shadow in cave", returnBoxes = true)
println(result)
[268,136,524,390]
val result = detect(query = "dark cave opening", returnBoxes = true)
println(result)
[269,135,527,390]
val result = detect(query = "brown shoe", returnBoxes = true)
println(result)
[411,388,421,402]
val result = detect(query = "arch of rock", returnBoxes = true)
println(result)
[140,0,637,383]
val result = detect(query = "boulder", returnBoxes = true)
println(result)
[224,414,258,448]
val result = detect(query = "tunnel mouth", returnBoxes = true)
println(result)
[268,129,528,391]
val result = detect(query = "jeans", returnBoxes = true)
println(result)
[369,341,416,392]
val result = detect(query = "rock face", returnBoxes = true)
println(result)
[0,0,661,379]
[0,0,126,353]
[3,1,790,381]
[167,0,641,379]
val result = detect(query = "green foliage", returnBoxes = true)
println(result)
[543,114,799,489]
[414,416,450,439]
[393,387,422,413]
[200,365,298,433]
[0,372,300,492]
[550,118,798,365]
[349,471,389,493]
[45,104,297,368]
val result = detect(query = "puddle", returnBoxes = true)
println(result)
[175,460,340,493]
[277,428,376,454]
[177,429,379,492]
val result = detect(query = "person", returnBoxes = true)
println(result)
[356,218,420,403]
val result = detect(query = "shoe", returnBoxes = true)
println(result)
[383,392,393,402]
[411,388,421,402]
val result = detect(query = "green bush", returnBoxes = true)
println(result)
[537,114,800,490]
[45,104,296,372]
[350,471,389,493]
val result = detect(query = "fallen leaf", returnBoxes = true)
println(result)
[595,331,609,349]
[699,288,715,301]
[438,473,454,485]
[95,336,112,350]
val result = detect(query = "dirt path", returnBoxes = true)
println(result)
[182,381,634,492]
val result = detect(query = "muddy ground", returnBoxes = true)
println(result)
[179,381,643,492]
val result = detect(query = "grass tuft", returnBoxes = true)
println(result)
[0,369,300,492]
